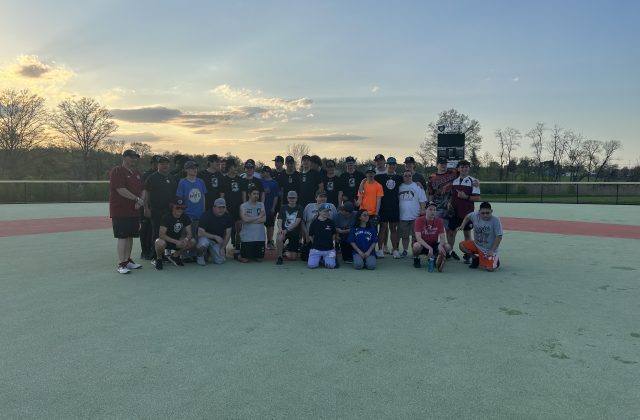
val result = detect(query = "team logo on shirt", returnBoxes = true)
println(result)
[327,181,334,191]
[231,181,239,192]
[211,177,219,188]
[285,210,299,229]
[302,174,307,182]
[386,179,396,190]
[349,177,355,187]
[173,222,183,233]
[399,190,415,201]
[188,188,202,203]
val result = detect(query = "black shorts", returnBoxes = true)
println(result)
[418,242,441,255]
[379,211,400,223]
[112,217,140,239]
[448,216,473,231]
[266,212,276,228]
[241,241,265,259]
[284,232,301,252]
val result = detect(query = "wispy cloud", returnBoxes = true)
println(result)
[512,76,520,82]
[211,84,312,117]
[371,85,380,93]
[0,55,75,102]
[254,132,368,143]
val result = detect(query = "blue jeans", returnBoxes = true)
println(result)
[353,253,376,270]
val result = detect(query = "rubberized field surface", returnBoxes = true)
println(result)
[1,203,639,419]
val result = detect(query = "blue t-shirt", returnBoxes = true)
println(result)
[347,226,378,254]
[176,177,207,220]
[261,179,281,213]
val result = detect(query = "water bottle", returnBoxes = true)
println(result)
[428,256,435,272]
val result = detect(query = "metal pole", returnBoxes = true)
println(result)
[505,183,508,202]
[24,183,27,203]
[540,184,543,203]
[576,183,579,204]
[616,184,619,205]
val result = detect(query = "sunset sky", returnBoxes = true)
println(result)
[1,0,638,165]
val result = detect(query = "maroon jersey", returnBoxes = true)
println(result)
[109,165,144,217]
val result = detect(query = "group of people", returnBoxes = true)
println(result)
[108,150,503,274]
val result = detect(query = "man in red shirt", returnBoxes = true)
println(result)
[109,149,145,274]
[412,201,451,272]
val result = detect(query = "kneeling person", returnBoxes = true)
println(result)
[413,201,450,272]
[154,199,196,270]
[308,204,337,269]
[458,201,503,271]
[348,210,378,270]
[197,198,233,265]
[276,191,303,265]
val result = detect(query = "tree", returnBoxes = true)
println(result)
[496,127,521,180]
[50,97,118,179]
[594,140,622,181]
[545,124,567,180]
[526,122,546,179]
[129,142,153,159]
[101,138,126,156]
[582,139,601,181]
[0,89,49,176]
[563,130,586,181]
[285,143,311,164]
[418,109,483,166]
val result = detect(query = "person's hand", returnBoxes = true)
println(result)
[359,251,366,259]
[220,247,226,257]
[456,190,467,199]
[427,247,433,258]
[363,251,370,258]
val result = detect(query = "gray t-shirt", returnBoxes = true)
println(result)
[240,201,266,242]
[469,211,503,254]
[303,203,337,232]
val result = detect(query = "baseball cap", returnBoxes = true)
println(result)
[287,190,298,198]
[437,157,447,165]
[261,166,272,174]
[157,155,170,163]
[319,203,331,211]
[273,155,284,163]
[123,149,140,158]
[311,155,322,165]
[285,156,295,164]
[207,154,220,162]
[150,154,161,164]
[325,159,336,167]
[457,159,471,167]
[345,156,356,163]
[404,156,416,164]
[301,154,311,161]
[365,166,375,174]
[374,154,385,161]
[340,201,354,212]
[386,157,397,165]
[184,160,198,169]
[171,198,187,209]
[244,159,255,168]
[426,201,437,208]
[213,198,226,207]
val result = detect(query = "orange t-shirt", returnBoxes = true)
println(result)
[358,180,384,215]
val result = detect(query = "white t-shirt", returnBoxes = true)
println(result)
[399,182,427,221]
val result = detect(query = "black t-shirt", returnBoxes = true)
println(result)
[160,212,191,241]
[241,176,264,196]
[338,170,365,204]
[199,210,233,238]
[280,171,300,198]
[322,174,340,207]
[145,172,178,213]
[375,173,402,210]
[274,169,288,189]
[198,169,224,209]
[278,204,303,234]
[142,168,155,182]
[299,169,322,206]
[412,172,427,190]
[223,176,244,214]
[309,218,336,251]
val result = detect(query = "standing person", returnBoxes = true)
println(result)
[275,191,304,265]
[153,199,196,270]
[280,156,301,202]
[260,166,281,250]
[196,198,233,266]
[198,154,225,210]
[338,156,365,207]
[109,149,145,274]
[144,155,178,255]
[139,155,159,259]
[398,169,427,257]
[272,155,287,228]
[413,201,450,272]
[448,159,481,263]
[302,191,337,244]
[428,156,459,260]
[307,204,337,269]
[335,201,357,263]
[311,155,325,177]
[374,157,402,258]
[170,155,188,180]
[241,159,264,203]
[404,156,427,190]
[322,159,340,207]
[298,154,323,208]
[458,202,503,271]
[356,166,384,256]
[220,158,228,176]
[176,160,207,258]
[223,159,244,260]
[374,154,387,175]
[238,187,266,263]
[348,210,378,270]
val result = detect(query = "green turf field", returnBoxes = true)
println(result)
[1,203,639,419]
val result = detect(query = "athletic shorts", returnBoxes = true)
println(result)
[379,205,400,223]
[283,232,301,252]
[112,217,140,239]
[241,241,265,259]
[448,216,473,231]
[460,240,500,269]
[398,220,415,239]
[417,242,441,256]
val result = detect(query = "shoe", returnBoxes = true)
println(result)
[375,249,385,258]
[166,254,184,267]
[392,250,401,259]
[126,259,142,269]
[436,254,446,272]
[117,264,130,274]
[267,241,276,250]
[469,256,480,269]
[276,256,283,265]
[413,258,421,268]
[449,251,460,261]
[463,254,471,264]
[401,250,408,258]
[197,256,206,266]
[154,258,163,270]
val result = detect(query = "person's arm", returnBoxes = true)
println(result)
[159,226,179,246]
[143,189,151,217]
[288,217,302,232]
[256,205,267,223]
[414,231,433,255]
[364,240,376,257]
[198,226,223,243]
[116,187,144,207]
[375,195,382,216]
[456,214,472,232]
[486,236,502,258]
[260,191,265,203]
[221,227,232,252]
[338,190,344,206]
[242,191,247,203]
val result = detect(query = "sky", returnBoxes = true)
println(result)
[1,0,639,166]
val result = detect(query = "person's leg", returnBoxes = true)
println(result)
[124,237,134,261]
[353,253,364,269]
[117,238,128,263]
[389,222,399,255]
[234,220,242,257]
[365,254,377,270]
[212,243,226,264]
[307,249,321,268]
[323,250,336,268]
[412,242,424,268]
[139,216,151,258]
[276,231,285,257]
[378,221,389,251]
[154,238,167,259]
[341,238,352,262]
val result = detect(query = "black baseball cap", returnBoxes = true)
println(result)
[301,154,311,161]
[404,156,416,164]
[244,159,256,168]
[325,159,336,167]
[207,154,220,162]
[285,156,295,164]
[437,157,447,164]
[171,198,187,209]
[184,160,198,170]
[374,154,385,161]
[426,201,437,208]
[261,166,272,174]
[365,166,375,174]
[157,155,170,163]
[345,156,356,163]
[123,149,140,158]
[273,155,284,163]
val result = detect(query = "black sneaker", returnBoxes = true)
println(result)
[154,258,163,270]
[276,256,283,265]
[463,254,471,264]
[166,254,184,267]
[469,256,480,269]
[449,251,460,261]
[413,258,421,268]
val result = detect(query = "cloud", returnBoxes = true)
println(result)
[110,106,182,123]
[117,132,163,143]
[254,132,368,143]
[371,85,380,93]
[211,84,312,117]
[512,77,520,82]
[0,55,75,102]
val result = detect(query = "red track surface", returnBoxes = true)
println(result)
[1,215,640,239]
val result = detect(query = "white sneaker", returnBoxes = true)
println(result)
[126,259,142,269]
[197,256,206,266]
[392,250,401,259]
[375,249,385,258]
[117,265,130,274]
